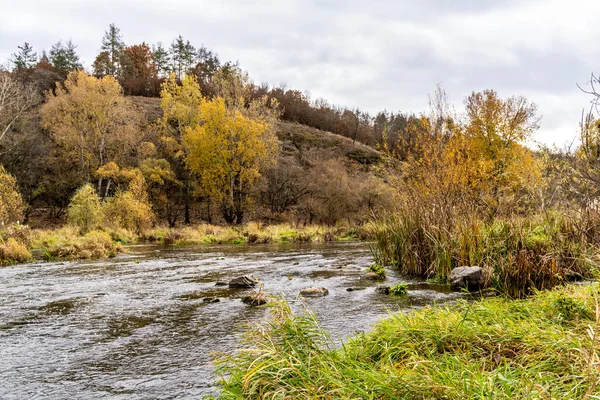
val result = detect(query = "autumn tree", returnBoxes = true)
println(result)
[49,40,82,75]
[67,183,102,233]
[184,96,277,224]
[121,43,158,95]
[159,74,203,224]
[464,89,541,215]
[0,165,25,226]
[0,71,40,142]
[41,71,142,193]
[102,170,154,233]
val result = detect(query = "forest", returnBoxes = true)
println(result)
[4,22,600,398]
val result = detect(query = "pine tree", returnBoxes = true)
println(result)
[11,42,37,71]
[170,35,195,80]
[49,40,82,74]
[100,23,125,77]
[152,42,171,77]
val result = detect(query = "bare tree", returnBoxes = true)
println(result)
[0,72,40,142]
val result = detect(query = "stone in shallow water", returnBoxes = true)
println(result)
[202,297,220,303]
[375,286,390,295]
[300,287,329,297]
[241,291,268,306]
[364,272,385,281]
[229,275,259,288]
[214,281,228,287]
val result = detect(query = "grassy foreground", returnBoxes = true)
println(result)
[214,284,600,399]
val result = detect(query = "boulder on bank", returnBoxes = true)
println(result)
[300,287,329,297]
[364,272,385,281]
[229,275,259,288]
[241,291,268,306]
[450,266,487,291]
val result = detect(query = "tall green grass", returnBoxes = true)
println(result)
[214,284,600,399]
[371,210,599,298]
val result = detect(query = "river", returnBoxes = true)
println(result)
[0,242,467,399]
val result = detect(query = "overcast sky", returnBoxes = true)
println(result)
[1,0,598,147]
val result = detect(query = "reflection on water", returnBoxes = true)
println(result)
[0,242,470,399]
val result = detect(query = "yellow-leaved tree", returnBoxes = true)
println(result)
[184,96,277,224]
[41,71,142,193]
[0,165,25,226]
[159,73,203,224]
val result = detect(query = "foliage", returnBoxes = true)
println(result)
[367,263,386,277]
[67,183,102,233]
[0,237,31,264]
[0,166,25,226]
[31,227,120,260]
[184,96,277,224]
[389,282,408,296]
[102,171,155,234]
[41,71,142,189]
[0,71,40,142]
[372,210,598,298]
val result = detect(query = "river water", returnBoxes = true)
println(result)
[0,242,467,399]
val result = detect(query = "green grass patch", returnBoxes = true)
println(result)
[214,284,600,399]
[389,282,408,296]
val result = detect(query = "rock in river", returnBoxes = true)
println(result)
[364,272,385,281]
[229,275,259,288]
[300,287,329,297]
[375,286,391,295]
[241,291,268,306]
[202,297,220,303]
[450,266,487,290]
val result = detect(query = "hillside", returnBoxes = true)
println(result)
[129,96,382,168]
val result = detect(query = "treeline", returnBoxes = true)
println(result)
[4,23,424,152]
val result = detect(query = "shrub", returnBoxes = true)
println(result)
[0,166,25,226]
[0,237,31,264]
[102,174,154,234]
[389,283,408,296]
[367,263,386,277]
[67,184,102,233]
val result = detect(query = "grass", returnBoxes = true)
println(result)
[371,210,599,298]
[30,227,120,260]
[367,263,386,277]
[1,222,368,264]
[142,223,367,246]
[389,282,408,296]
[214,284,600,399]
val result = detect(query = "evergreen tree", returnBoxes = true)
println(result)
[152,42,171,77]
[11,42,37,71]
[100,23,125,76]
[169,35,195,80]
[49,40,82,74]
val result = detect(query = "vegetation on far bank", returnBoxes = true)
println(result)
[214,283,600,399]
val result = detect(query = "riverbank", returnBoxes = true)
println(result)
[214,282,600,399]
[0,223,370,264]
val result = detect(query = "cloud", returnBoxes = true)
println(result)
[1,0,598,147]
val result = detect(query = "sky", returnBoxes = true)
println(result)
[1,0,599,148]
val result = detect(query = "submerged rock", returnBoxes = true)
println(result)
[346,287,366,292]
[214,281,228,287]
[375,286,391,295]
[450,266,487,290]
[229,275,259,288]
[202,297,220,303]
[241,291,268,306]
[300,287,329,297]
[364,272,385,281]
